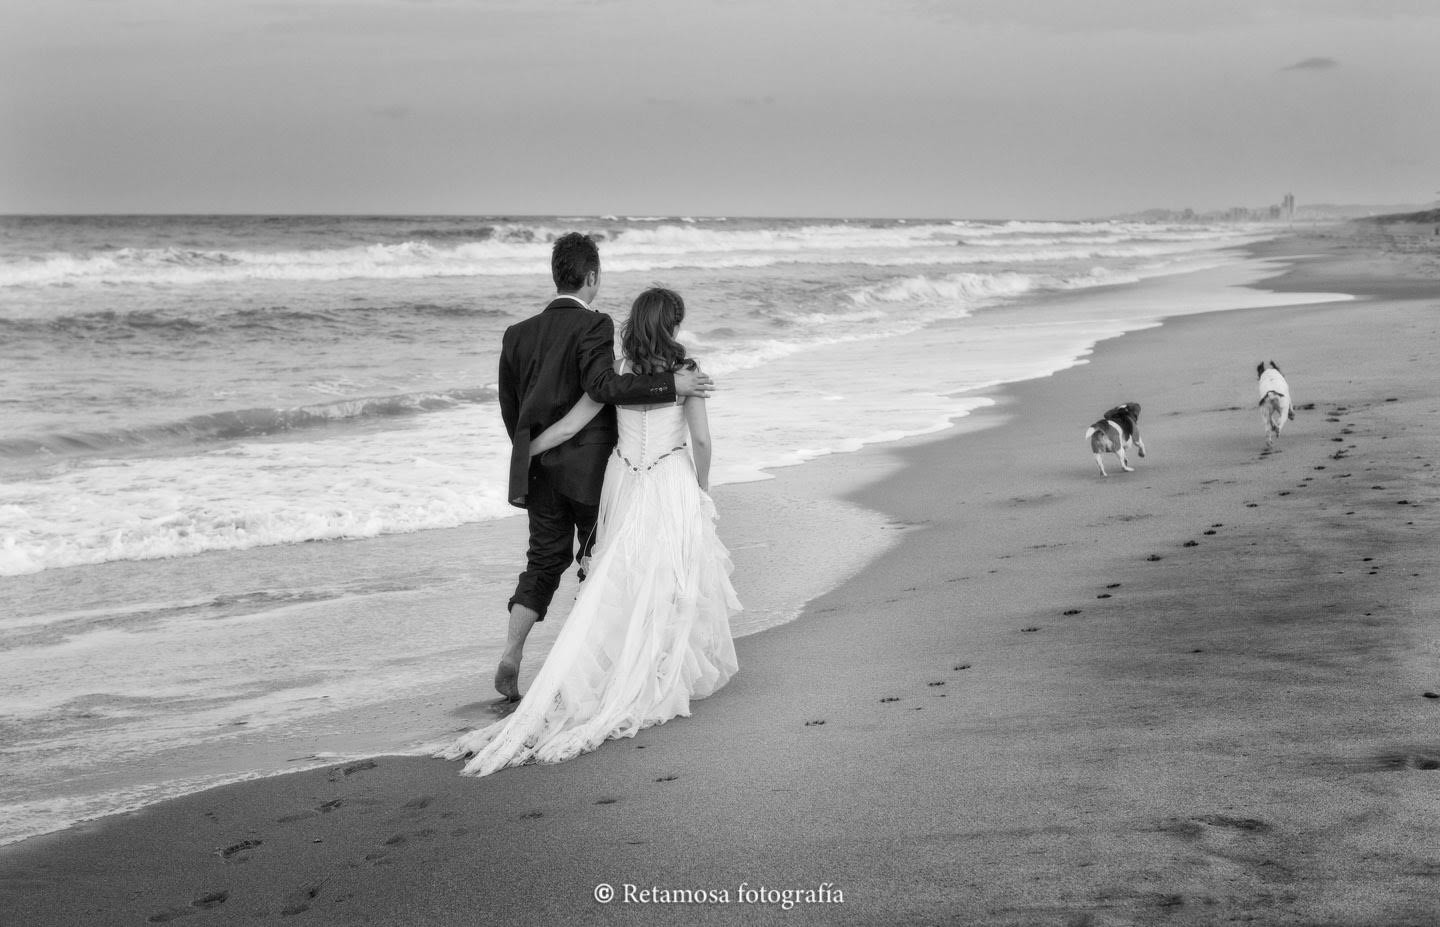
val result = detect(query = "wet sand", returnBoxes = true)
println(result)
[3,229,1439,925]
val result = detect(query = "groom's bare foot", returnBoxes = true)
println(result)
[494,660,521,702]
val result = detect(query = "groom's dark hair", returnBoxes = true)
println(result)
[551,232,600,293]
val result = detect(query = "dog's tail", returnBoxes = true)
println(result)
[1257,390,1280,408]
[1086,423,1113,454]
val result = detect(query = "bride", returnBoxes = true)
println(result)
[439,287,740,776]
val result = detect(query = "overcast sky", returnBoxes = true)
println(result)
[4,0,1437,218]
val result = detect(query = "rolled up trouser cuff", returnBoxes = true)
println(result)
[507,592,549,622]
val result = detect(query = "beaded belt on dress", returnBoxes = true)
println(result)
[616,443,688,472]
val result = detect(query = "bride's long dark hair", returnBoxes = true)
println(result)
[622,287,697,375]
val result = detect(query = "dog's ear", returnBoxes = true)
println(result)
[1256,362,1266,376]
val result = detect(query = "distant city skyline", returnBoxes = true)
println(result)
[5,0,1439,219]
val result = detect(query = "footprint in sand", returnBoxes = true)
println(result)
[595,798,620,805]
[328,759,378,782]
[276,797,345,824]
[1328,747,1440,773]
[280,881,326,917]
[1097,593,1111,599]
[218,839,262,861]
[656,775,679,782]
[1203,529,1216,535]
[880,696,901,703]
[1021,626,1041,633]
[1157,814,1272,859]
[1377,751,1440,771]
[402,796,432,811]
[1064,609,1081,615]
[805,719,828,725]
[953,664,971,671]
[1183,540,1199,547]
[1194,815,1269,832]
[928,681,945,687]
[1147,554,1164,561]
[396,827,438,844]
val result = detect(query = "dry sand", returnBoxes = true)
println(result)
[3,230,1439,926]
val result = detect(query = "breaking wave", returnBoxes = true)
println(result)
[0,388,497,462]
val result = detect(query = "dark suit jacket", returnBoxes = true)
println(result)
[499,296,676,507]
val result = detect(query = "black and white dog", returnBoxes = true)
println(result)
[1256,360,1295,447]
[1085,402,1146,476]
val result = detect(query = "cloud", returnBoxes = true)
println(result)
[1281,56,1339,71]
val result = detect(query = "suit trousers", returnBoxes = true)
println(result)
[508,461,600,620]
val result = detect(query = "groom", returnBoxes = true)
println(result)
[494,232,714,701]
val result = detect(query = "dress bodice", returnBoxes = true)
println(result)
[615,403,689,472]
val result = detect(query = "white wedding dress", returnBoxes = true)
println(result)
[439,400,740,776]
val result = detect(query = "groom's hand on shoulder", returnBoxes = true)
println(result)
[674,366,715,398]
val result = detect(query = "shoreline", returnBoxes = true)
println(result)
[7,229,1440,924]
[0,239,1349,850]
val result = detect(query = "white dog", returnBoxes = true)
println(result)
[1256,360,1295,447]
[1085,402,1146,476]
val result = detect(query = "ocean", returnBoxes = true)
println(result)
[0,214,1347,845]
